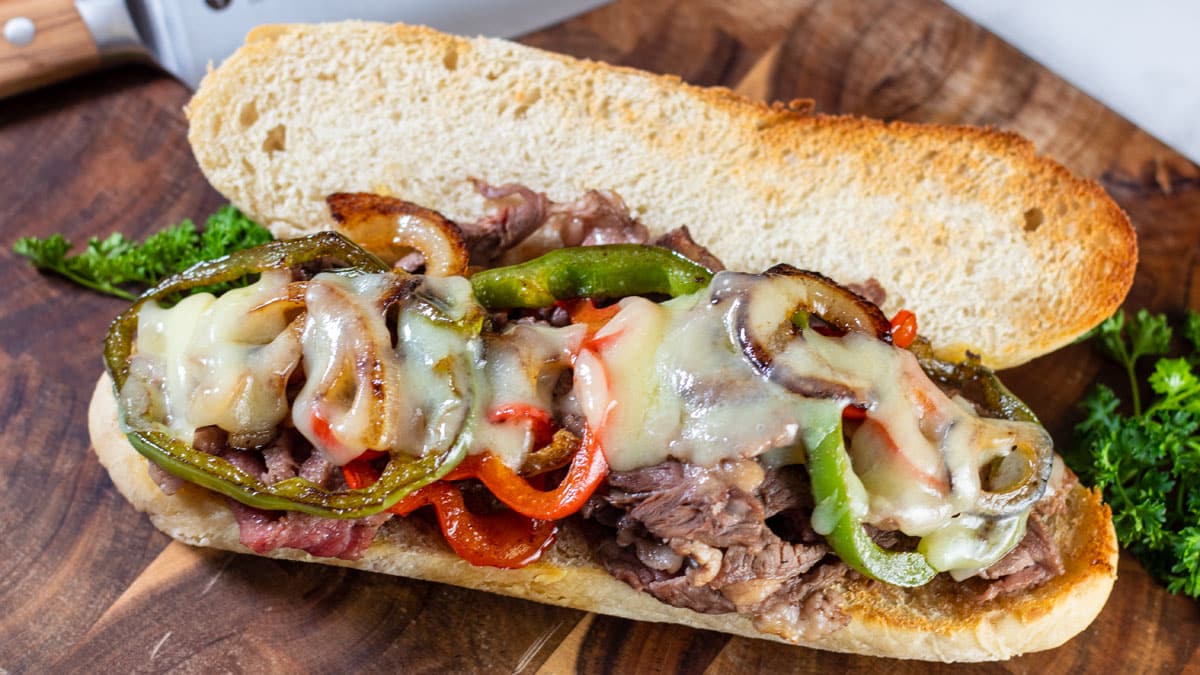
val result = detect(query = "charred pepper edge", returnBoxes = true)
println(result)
[102,237,712,520]
[104,233,472,518]
[102,234,1048,582]
[909,337,1040,425]
[468,244,715,309]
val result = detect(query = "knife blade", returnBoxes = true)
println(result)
[0,0,610,98]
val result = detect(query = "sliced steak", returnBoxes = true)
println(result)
[550,189,648,247]
[759,465,811,517]
[975,471,1075,601]
[461,180,551,263]
[975,513,1064,601]
[463,181,649,262]
[161,422,388,561]
[845,278,887,307]
[221,448,267,479]
[298,452,335,485]
[610,460,765,548]
[714,539,829,607]
[654,226,726,272]
[590,458,848,641]
[227,500,391,561]
[646,576,737,614]
[262,430,300,484]
[597,540,672,590]
[753,563,851,642]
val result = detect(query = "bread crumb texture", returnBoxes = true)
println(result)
[186,22,1135,368]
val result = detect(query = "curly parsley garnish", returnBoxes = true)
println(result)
[14,205,273,300]
[1071,309,1200,598]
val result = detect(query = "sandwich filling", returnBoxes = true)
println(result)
[108,183,1068,642]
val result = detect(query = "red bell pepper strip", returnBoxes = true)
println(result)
[563,299,621,337]
[440,426,609,520]
[341,455,558,569]
[842,405,868,421]
[341,456,382,491]
[390,482,558,568]
[489,404,554,448]
[889,310,918,349]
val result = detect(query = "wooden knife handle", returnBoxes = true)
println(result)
[0,0,100,98]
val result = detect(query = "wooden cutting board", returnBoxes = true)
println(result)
[2,0,1197,671]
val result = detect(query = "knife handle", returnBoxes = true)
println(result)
[0,0,100,98]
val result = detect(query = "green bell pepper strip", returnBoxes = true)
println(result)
[907,337,1038,425]
[104,232,469,518]
[806,406,938,587]
[469,244,714,309]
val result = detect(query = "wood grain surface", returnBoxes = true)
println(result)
[2,0,1198,672]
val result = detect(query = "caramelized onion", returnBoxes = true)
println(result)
[972,430,1054,517]
[720,267,889,401]
[763,265,891,339]
[292,274,413,464]
[327,193,469,276]
[248,281,309,316]
[518,429,581,476]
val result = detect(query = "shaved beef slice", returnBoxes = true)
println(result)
[975,514,1062,601]
[462,182,725,275]
[162,425,391,561]
[609,461,765,547]
[975,472,1075,601]
[753,564,850,642]
[298,452,335,485]
[646,576,737,614]
[262,430,300,484]
[845,278,887,307]
[592,454,1072,637]
[654,226,726,272]
[550,190,648,246]
[460,180,551,263]
[591,460,848,640]
[224,437,389,561]
[227,501,389,561]
[463,181,650,262]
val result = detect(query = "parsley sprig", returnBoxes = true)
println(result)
[13,206,273,300]
[1071,309,1200,597]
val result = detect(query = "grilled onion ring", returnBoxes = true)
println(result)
[972,429,1054,517]
[720,266,890,401]
[327,192,469,276]
[763,264,892,339]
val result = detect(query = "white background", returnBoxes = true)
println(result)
[946,0,1200,163]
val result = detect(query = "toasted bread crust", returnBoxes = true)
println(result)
[186,22,1136,369]
[162,22,1125,659]
[89,375,1117,661]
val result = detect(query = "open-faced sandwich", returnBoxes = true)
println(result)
[88,22,1135,662]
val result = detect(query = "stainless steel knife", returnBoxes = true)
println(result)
[0,0,609,98]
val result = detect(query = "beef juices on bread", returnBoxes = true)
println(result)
[88,22,1133,662]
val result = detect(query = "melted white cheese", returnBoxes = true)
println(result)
[574,272,1050,570]
[577,292,818,471]
[291,273,414,465]
[473,322,586,468]
[125,266,1049,573]
[130,269,301,443]
[126,271,585,470]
